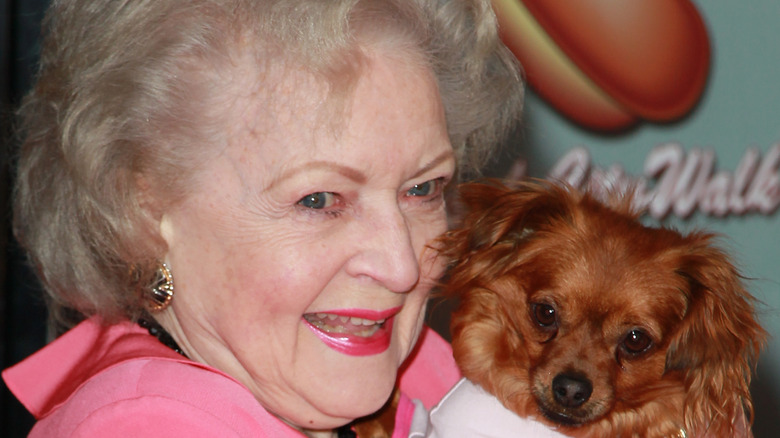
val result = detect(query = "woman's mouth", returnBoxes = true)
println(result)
[304,313,387,337]
[303,308,400,356]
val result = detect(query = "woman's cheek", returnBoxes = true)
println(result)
[412,218,447,275]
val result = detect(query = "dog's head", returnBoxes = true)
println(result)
[437,180,765,436]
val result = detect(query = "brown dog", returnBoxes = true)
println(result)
[436,180,765,437]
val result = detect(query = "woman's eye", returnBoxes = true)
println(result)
[297,192,336,209]
[406,178,443,198]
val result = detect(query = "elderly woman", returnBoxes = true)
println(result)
[2,0,522,436]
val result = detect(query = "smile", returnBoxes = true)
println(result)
[303,307,400,356]
[304,313,387,336]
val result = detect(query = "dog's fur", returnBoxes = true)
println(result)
[436,180,766,437]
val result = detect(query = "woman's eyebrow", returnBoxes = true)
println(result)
[266,149,453,191]
[266,161,367,190]
[410,149,456,180]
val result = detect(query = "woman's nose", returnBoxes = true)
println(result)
[346,207,420,293]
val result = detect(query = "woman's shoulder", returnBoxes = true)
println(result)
[3,317,183,419]
[30,358,302,437]
[4,317,303,437]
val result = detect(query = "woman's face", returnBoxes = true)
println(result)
[157,52,455,431]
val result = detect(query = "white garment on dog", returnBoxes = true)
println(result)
[413,378,569,438]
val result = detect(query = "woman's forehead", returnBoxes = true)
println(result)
[213,52,449,185]
[222,47,441,146]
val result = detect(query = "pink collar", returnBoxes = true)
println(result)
[1,317,217,418]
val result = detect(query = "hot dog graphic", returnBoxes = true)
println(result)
[493,0,711,131]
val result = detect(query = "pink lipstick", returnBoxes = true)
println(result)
[303,307,400,356]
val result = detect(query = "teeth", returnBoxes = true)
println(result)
[349,316,382,326]
[304,312,387,337]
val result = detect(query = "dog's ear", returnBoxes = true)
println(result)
[665,234,765,436]
[455,179,575,251]
[434,180,578,303]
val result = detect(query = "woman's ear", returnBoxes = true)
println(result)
[135,173,163,220]
[158,214,176,249]
[134,172,171,254]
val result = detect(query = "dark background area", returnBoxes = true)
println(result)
[1,1,50,436]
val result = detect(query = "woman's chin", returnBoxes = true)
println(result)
[315,363,397,420]
[286,389,391,433]
[291,322,409,424]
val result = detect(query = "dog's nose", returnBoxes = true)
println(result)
[552,373,593,408]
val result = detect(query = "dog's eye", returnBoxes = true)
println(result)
[621,329,653,356]
[532,303,557,327]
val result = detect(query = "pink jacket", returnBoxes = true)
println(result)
[2,317,460,437]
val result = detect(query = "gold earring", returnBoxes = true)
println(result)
[147,262,174,312]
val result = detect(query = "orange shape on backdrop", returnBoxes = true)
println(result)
[494,0,711,131]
